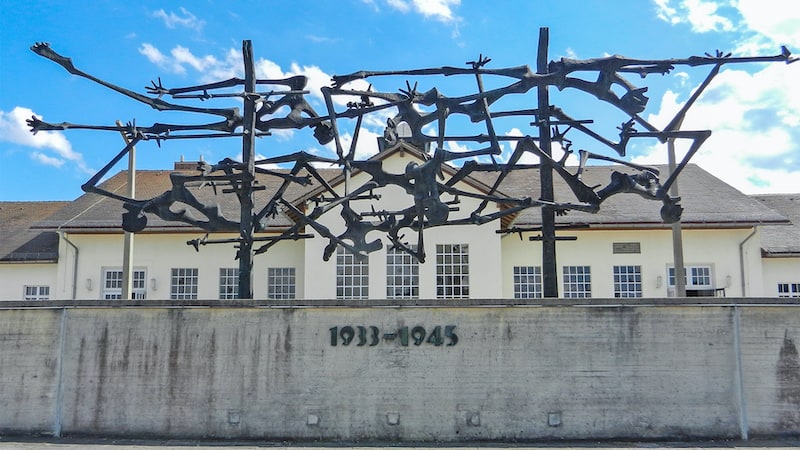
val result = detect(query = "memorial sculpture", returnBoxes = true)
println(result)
[27,29,795,298]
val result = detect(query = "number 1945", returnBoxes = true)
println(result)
[329,325,458,347]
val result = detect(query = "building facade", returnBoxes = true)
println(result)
[2,144,798,301]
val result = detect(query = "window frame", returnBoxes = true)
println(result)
[513,265,542,299]
[386,246,419,299]
[268,267,296,300]
[170,267,199,300]
[435,243,469,299]
[23,285,50,300]
[563,265,592,298]
[102,268,147,300]
[778,282,800,298]
[336,247,369,300]
[219,268,239,300]
[613,265,642,298]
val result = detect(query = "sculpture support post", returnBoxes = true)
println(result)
[239,40,256,299]
[668,135,687,297]
[537,27,559,298]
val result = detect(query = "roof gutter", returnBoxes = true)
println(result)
[57,230,79,300]
[739,226,758,297]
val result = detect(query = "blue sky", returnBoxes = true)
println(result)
[1,0,798,201]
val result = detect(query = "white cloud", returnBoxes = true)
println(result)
[0,107,91,173]
[152,7,205,32]
[633,63,800,193]
[379,0,461,24]
[326,128,383,161]
[31,151,65,168]
[138,43,167,66]
[735,0,800,52]
[653,0,736,32]
[411,0,460,23]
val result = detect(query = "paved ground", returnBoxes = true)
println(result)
[1,438,799,449]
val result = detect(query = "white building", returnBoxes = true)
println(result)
[1,143,798,301]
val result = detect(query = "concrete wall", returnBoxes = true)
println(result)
[1,301,798,441]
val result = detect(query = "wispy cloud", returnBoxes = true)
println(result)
[152,7,205,32]
[653,0,736,33]
[371,0,461,24]
[645,0,800,193]
[0,107,91,173]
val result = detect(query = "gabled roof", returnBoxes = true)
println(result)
[36,165,339,233]
[27,149,791,235]
[751,194,800,257]
[476,163,790,229]
[292,142,503,204]
[0,201,69,262]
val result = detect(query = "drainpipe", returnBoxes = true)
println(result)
[738,226,757,297]
[57,230,79,300]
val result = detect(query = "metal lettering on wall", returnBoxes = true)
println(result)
[329,325,458,347]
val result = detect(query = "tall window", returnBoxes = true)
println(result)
[436,244,469,299]
[336,247,368,299]
[268,267,296,299]
[513,266,542,299]
[24,285,50,300]
[102,268,146,299]
[613,265,642,298]
[171,268,198,300]
[563,265,591,298]
[387,247,419,299]
[778,283,800,298]
[219,268,238,299]
[668,265,714,296]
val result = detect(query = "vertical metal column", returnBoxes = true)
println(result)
[668,137,686,297]
[238,40,256,299]
[118,120,136,300]
[537,27,559,298]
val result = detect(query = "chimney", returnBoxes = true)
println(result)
[174,155,198,171]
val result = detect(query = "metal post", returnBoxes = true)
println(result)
[238,40,256,299]
[668,136,686,297]
[537,27,558,298]
[117,120,135,300]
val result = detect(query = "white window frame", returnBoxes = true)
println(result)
[102,268,147,300]
[778,282,800,298]
[268,267,296,300]
[667,264,716,297]
[513,266,542,299]
[436,244,469,299]
[563,265,592,298]
[23,285,50,300]
[613,265,642,298]
[336,247,369,300]
[387,247,419,299]
[171,268,199,300]
[219,268,239,300]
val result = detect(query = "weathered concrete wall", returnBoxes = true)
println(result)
[0,301,798,441]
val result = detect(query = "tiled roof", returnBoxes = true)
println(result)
[751,194,800,256]
[472,163,789,228]
[27,151,791,235]
[0,201,69,262]
[37,166,339,233]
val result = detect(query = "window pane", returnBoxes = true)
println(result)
[386,246,419,299]
[336,247,368,299]
[613,265,642,298]
[563,266,592,298]
[268,267,296,299]
[436,244,469,299]
[171,268,198,299]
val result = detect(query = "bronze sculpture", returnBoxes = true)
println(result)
[27,30,795,298]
